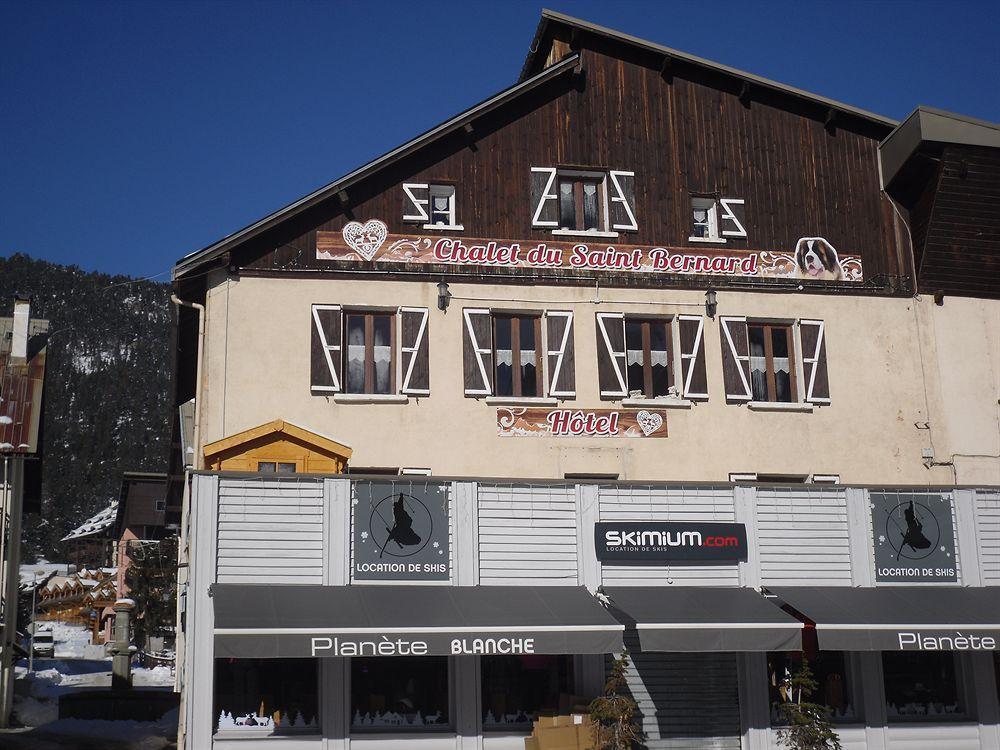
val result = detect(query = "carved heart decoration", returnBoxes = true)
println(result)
[342,219,388,261]
[635,410,663,437]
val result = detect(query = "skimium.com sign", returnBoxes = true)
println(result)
[595,522,748,563]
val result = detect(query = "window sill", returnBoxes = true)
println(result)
[422,223,465,232]
[214,730,322,740]
[485,396,559,407]
[747,401,813,413]
[333,394,410,404]
[621,397,692,409]
[687,236,728,244]
[551,229,620,239]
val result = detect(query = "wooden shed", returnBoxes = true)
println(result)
[202,420,351,474]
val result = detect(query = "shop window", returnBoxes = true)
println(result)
[214,658,319,733]
[257,461,296,473]
[767,652,858,724]
[625,318,672,398]
[482,655,574,731]
[749,323,796,403]
[351,656,450,731]
[883,652,967,721]
[345,312,394,395]
[494,314,542,398]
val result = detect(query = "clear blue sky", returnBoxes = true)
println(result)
[2,0,998,279]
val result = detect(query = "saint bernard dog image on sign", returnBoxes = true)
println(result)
[793,237,844,281]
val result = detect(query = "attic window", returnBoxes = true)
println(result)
[402,183,464,231]
[258,462,296,473]
[689,195,747,244]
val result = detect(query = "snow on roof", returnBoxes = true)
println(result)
[61,500,119,541]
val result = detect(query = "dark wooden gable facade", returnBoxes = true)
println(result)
[176,12,911,296]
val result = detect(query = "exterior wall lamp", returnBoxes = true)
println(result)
[705,289,717,318]
[437,280,452,311]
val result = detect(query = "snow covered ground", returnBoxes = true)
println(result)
[4,622,177,749]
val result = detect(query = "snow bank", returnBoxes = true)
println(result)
[12,695,58,727]
[133,665,174,687]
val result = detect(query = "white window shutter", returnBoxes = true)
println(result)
[608,170,638,231]
[596,312,627,398]
[677,315,708,400]
[719,316,752,402]
[544,311,576,397]
[800,319,831,404]
[399,307,429,395]
[402,183,430,222]
[530,167,559,228]
[462,308,494,396]
[310,304,342,393]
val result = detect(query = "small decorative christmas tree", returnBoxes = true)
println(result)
[588,650,642,750]
[775,659,843,750]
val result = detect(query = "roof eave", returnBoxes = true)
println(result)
[172,52,582,281]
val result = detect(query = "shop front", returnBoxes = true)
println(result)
[183,476,1000,750]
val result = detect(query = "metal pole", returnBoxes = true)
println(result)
[28,580,35,674]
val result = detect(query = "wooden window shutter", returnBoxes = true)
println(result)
[800,319,830,404]
[677,315,708,400]
[595,312,627,399]
[462,308,494,396]
[719,198,748,238]
[608,171,638,232]
[399,307,429,395]
[719,316,752,402]
[402,183,430,223]
[311,304,342,393]
[530,167,559,227]
[544,311,575,398]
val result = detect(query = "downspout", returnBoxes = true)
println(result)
[171,295,206,470]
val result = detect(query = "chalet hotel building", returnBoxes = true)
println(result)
[169,11,1000,750]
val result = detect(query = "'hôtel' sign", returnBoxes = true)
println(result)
[498,408,667,438]
[318,220,863,282]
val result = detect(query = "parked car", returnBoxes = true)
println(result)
[32,629,54,658]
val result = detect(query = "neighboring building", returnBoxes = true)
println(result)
[37,567,117,643]
[0,297,47,727]
[170,11,1000,750]
[61,499,118,569]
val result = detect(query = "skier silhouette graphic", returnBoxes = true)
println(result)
[378,494,422,558]
[896,500,932,560]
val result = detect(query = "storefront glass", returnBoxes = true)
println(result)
[351,656,450,731]
[481,655,574,731]
[767,652,858,723]
[213,658,319,733]
[883,652,966,721]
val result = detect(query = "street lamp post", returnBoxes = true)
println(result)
[27,569,45,674]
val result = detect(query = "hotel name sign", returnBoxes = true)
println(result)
[317,220,864,283]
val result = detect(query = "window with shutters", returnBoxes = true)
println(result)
[689,195,747,243]
[310,305,429,398]
[625,318,672,398]
[596,313,707,401]
[462,309,575,399]
[748,323,796,403]
[494,314,543,398]
[402,183,463,231]
[531,167,637,236]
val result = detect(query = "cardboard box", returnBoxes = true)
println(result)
[523,738,540,750]
[577,723,596,750]
[534,725,581,750]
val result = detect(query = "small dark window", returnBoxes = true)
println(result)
[257,462,275,473]
[749,323,796,403]
[428,185,456,227]
[345,312,395,395]
[493,314,542,398]
[767,652,857,724]
[883,652,966,721]
[624,318,672,398]
[257,462,296,473]
[351,656,450,731]
[482,655,574,730]
[214,658,319,732]
[558,176,603,232]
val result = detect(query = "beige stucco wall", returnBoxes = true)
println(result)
[194,272,997,485]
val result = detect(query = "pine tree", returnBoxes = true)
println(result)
[124,535,177,651]
[776,659,843,750]
[588,650,642,750]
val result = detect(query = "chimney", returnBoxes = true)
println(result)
[11,297,30,363]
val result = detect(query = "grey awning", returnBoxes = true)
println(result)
[212,584,624,658]
[768,586,1000,651]
[604,586,802,652]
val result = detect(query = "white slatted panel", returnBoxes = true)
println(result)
[614,653,741,750]
[976,490,1000,584]
[349,480,453,584]
[599,485,738,586]
[216,477,324,584]
[885,724,981,750]
[757,487,852,586]
[478,483,577,585]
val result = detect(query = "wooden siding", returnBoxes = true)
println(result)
[756,487,852,586]
[477,483,577,585]
[216,477,325,584]
[917,145,1000,299]
[976,489,1000,585]
[599,485,739,586]
[616,652,741,750]
[240,45,909,294]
